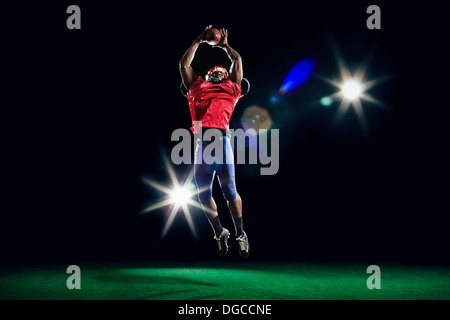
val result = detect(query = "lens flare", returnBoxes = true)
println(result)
[279,58,315,94]
[341,80,363,100]
[320,96,333,107]
[169,187,192,206]
[317,42,391,133]
[240,105,272,133]
[140,154,215,238]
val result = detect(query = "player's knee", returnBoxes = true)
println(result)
[197,190,213,204]
[222,186,238,202]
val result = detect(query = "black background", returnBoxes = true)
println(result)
[2,1,448,265]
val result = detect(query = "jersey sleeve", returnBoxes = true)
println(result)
[232,81,243,99]
[187,76,204,97]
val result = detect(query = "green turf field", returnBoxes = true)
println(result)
[1,261,449,300]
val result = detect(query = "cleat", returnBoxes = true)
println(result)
[213,228,230,257]
[236,232,250,259]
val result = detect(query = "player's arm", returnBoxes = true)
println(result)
[214,28,243,87]
[179,25,211,90]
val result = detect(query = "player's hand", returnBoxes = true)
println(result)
[213,28,228,48]
[195,25,212,43]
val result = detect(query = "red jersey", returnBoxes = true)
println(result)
[187,76,242,133]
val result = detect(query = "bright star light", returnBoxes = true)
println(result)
[341,80,362,100]
[140,154,214,238]
[170,187,192,206]
[318,42,391,134]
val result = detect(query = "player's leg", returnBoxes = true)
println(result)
[217,169,249,258]
[194,165,220,234]
[218,170,243,236]
[194,161,230,257]
[227,194,243,235]
[217,136,250,258]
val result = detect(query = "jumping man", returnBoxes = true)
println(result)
[179,25,249,258]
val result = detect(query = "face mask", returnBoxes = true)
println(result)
[206,66,228,84]
[208,76,222,84]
